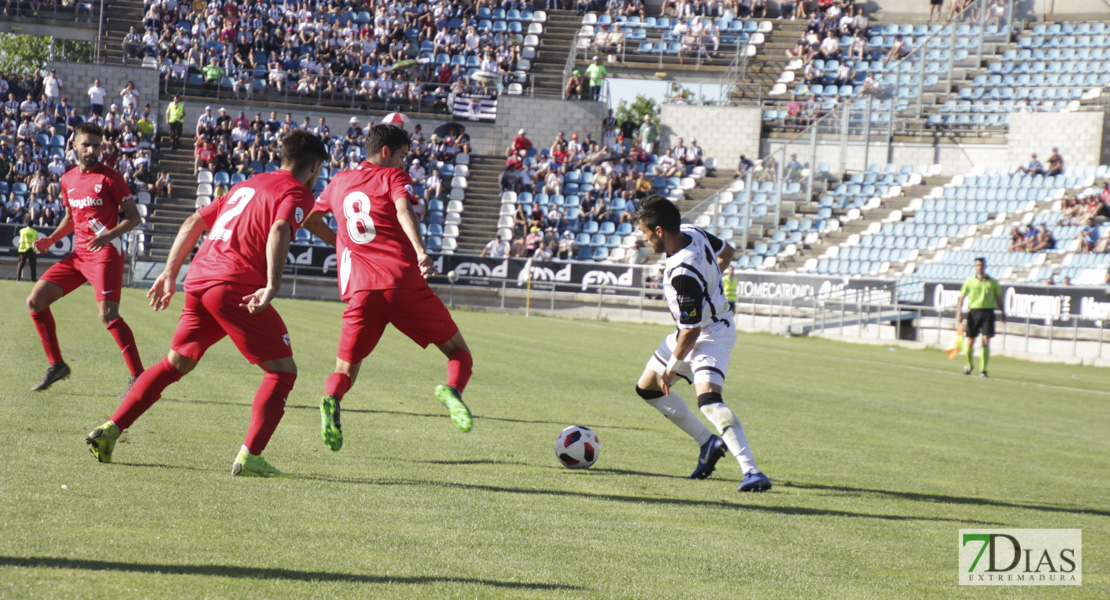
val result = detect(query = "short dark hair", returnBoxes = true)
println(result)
[280,130,328,172]
[75,122,103,139]
[975,256,986,265]
[366,124,412,156]
[634,194,681,234]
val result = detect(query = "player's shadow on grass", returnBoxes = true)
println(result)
[160,398,651,432]
[410,460,687,479]
[0,556,585,592]
[783,481,1110,518]
[294,475,1004,525]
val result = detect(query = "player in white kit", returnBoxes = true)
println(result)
[633,195,772,492]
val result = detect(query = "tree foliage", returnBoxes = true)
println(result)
[0,34,92,75]
[615,94,659,125]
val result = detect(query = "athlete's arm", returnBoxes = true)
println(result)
[148,211,208,311]
[716,242,735,272]
[661,326,701,395]
[994,281,1006,322]
[240,219,292,314]
[301,209,336,247]
[395,195,435,277]
[34,206,74,252]
[955,292,966,324]
[88,196,140,253]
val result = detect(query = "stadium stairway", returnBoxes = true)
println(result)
[734,19,811,101]
[529,9,587,98]
[143,134,199,261]
[773,172,948,271]
[453,155,506,254]
[98,0,145,66]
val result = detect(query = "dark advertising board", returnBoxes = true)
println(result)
[0,223,70,257]
[923,281,1110,326]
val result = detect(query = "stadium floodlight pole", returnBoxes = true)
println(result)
[863,95,873,170]
[95,0,105,63]
[806,120,817,202]
[916,40,926,119]
[741,169,754,252]
[524,257,533,317]
[946,20,956,92]
[774,146,785,226]
[886,97,895,162]
[976,0,986,66]
[838,102,848,174]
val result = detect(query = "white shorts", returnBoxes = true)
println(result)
[646,319,736,387]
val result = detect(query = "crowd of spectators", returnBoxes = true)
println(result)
[1013,148,1065,177]
[491,114,707,262]
[0,70,157,230]
[193,108,470,246]
[137,0,539,111]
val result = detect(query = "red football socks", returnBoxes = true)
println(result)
[244,371,296,455]
[30,309,63,364]
[106,318,144,377]
[446,349,473,393]
[111,357,184,430]
[324,372,352,403]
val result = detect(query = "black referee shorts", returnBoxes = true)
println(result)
[965,309,996,339]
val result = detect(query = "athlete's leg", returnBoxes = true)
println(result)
[636,365,712,447]
[694,381,758,473]
[27,279,66,366]
[980,334,991,373]
[98,299,144,377]
[435,331,472,394]
[242,356,297,456]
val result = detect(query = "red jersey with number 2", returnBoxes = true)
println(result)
[185,169,315,293]
[315,160,424,299]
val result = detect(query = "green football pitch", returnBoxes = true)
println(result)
[0,281,1106,599]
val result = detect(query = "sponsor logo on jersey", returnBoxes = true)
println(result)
[403,184,414,197]
[282,333,290,346]
[94,183,102,193]
[69,196,105,209]
[295,206,305,223]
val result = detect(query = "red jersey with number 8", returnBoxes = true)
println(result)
[185,169,315,292]
[314,160,424,299]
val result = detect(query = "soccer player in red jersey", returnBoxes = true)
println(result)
[84,130,328,477]
[302,124,474,452]
[26,123,144,392]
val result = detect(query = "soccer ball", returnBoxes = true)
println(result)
[555,426,600,469]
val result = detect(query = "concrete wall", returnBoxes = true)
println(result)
[644,0,1110,20]
[754,110,1109,180]
[49,61,160,117]
[494,95,609,155]
[660,104,761,167]
[154,99,498,154]
[1007,111,1110,168]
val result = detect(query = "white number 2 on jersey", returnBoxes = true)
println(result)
[343,192,376,244]
[209,187,256,242]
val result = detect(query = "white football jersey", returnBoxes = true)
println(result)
[663,224,731,329]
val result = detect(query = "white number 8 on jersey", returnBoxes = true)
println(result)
[343,191,376,244]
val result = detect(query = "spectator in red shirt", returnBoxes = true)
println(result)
[508,129,533,157]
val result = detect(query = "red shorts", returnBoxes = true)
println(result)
[337,285,458,364]
[171,283,292,365]
[40,250,124,303]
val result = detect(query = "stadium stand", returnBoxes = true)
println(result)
[0,71,157,234]
[140,0,545,115]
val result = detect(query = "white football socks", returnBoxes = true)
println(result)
[700,402,758,474]
[644,392,713,447]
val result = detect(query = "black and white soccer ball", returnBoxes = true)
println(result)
[555,425,600,469]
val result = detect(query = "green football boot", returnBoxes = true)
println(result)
[434,385,472,433]
[231,449,286,477]
[85,421,120,463]
[320,395,343,451]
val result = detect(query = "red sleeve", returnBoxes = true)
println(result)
[313,178,334,214]
[390,170,417,205]
[197,194,226,228]
[275,188,315,234]
[110,170,134,205]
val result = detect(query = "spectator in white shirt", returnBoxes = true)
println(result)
[42,70,63,107]
[87,79,107,116]
[408,158,426,183]
[480,234,510,258]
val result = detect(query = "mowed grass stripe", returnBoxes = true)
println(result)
[0,282,1105,599]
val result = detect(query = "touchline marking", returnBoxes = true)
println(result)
[753,343,1110,398]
